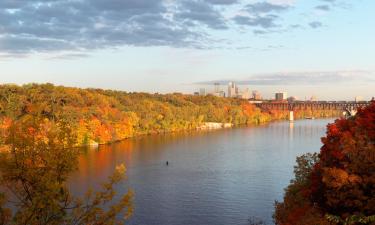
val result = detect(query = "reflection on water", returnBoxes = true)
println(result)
[289,121,294,141]
[69,119,334,225]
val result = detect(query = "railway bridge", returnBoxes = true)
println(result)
[254,101,371,121]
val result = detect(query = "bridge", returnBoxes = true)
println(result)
[254,101,371,121]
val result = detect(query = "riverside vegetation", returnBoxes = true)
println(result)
[0,83,274,147]
[0,84,341,146]
[0,83,346,224]
[275,102,375,225]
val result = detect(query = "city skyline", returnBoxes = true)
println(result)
[0,0,374,100]
[194,82,371,101]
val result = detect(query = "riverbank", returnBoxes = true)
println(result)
[0,83,342,148]
[86,114,338,148]
[197,122,233,130]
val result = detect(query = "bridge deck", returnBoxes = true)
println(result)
[254,101,371,111]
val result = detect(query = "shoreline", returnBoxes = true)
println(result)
[85,117,338,149]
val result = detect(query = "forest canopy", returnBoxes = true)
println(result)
[0,83,272,146]
[275,102,375,225]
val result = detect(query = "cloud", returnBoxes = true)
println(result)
[204,0,238,5]
[315,5,331,11]
[246,2,290,13]
[175,0,228,30]
[233,2,291,31]
[309,21,323,28]
[48,53,90,60]
[0,0,354,56]
[195,71,375,85]
[234,14,280,29]
[315,0,350,11]
[0,0,205,55]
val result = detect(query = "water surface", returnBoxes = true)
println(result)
[69,119,334,225]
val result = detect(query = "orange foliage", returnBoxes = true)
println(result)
[275,102,375,225]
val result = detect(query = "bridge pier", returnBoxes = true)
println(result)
[289,111,294,121]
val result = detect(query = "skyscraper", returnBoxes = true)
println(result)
[214,83,220,93]
[275,92,288,101]
[228,82,237,98]
[252,90,262,100]
[199,88,206,96]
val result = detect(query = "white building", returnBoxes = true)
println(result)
[238,88,251,99]
[211,91,226,98]
[228,82,238,98]
[199,88,206,96]
[211,83,225,97]
[355,96,364,102]
[275,92,288,101]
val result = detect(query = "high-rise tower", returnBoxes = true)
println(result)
[228,82,237,98]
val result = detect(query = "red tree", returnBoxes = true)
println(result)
[275,102,375,225]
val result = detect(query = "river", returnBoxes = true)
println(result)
[69,119,334,225]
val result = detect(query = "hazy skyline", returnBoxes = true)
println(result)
[0,0,374,100]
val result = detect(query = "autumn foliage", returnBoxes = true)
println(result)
[0,83,272,146]
[275,102,375,225]
[0,116,134,224]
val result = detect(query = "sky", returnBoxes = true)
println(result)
[0,0,374,100]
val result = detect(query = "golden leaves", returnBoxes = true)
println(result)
[322,167,362,188]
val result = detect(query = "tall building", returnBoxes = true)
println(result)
[228,82,238,98]
[275,92,288,101]
[252,90,262,100]
[199,88,206,96]
[238,88,251,99]
[214,83,220,93]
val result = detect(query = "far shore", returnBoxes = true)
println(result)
[84,117,338,149]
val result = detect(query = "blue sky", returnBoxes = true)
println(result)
[0,0,374,100]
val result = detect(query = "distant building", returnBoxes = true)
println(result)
[287,96,298,102]
[193,92,199,96]
[238,88,251,99]
[199,88,206,96]
[310,96,318,102]
[214,83,220,93]
[275,92,288,101]
[252,90,262,100]
[211,83,225,97]
[228,82,238,98]
[355,96,364,102]
[211,91,226,98]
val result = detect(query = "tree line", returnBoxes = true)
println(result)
[0,83,343,146]
[0,83,273,146]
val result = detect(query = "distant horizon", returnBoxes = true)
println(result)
[1,81,372,102]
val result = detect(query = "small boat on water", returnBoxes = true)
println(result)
[305,117,315,120]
